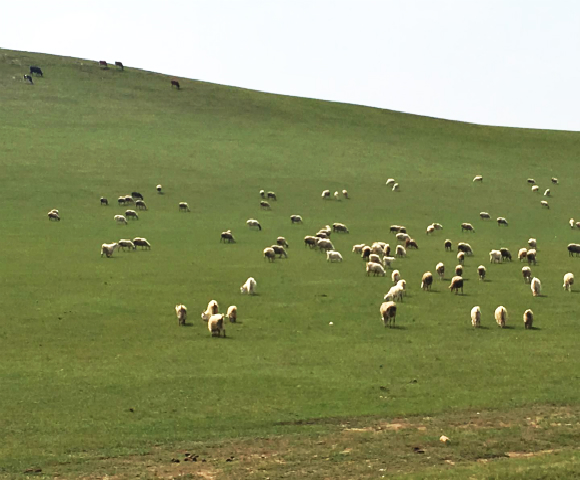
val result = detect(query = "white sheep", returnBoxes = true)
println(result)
[384,285,403,302]
[277,236,289,248]
[326,250,343,263]
[321,189,330,199]
[497,217,508,226]
[48,210,61,221]
[523,309,534,329]
[100,242,118,258]
[471,306,481,328]
[544,189,550,196]
[495,306,507,328]
[240,277,257,295]
[179,202,190,212]
[426,225,435,235]
[201,300,219,321]
[352,244,366,254]
[477,265,486,281]
[570,218,575,229]
[479,212,490,220]
[114,214,128,225]
[449,276,464,294]
[522,266,532,283]
[156,184,162,193]
[531,185,539,192]
[395,245,406,257]
[334,191,340,201]
[518,248,528,262]
[290,214,303,224]
[489,249,502,264]
[125,209,139,220]
[563,273,574,291]
[135,200,147,210]
[208,313,226,337]
[531,277,541,297]
[227,305,237,322]
[473,175,483,182]
[385,179,395,186]
[540,200,549,209]
[392,183,400,192]
[368,253,381,264]
[118,239,136,251]
[380,301,397,328]
[263,247,276,262]
[528,238,537,248]
[432,223,443,230]
[342,189,349,199]
[527,248,537,265]
[457,252,465,265]
[133,237,151,249]
[382,256,396,268]
[175,304,187,326]
[436,262,445,280]
[317,238,334,252]
[366,262,386,277]
[391,269,400,283]
[247,219,262,231]
[396,233,410,243]
[421,271,433,290]
[396,279,406,296]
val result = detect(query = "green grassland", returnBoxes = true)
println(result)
[1,49,580,477]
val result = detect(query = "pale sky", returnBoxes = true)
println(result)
[3,1,580,131]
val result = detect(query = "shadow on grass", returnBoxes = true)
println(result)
[501,325,516,330]
[181,322,195,327]
[529,326,542,330]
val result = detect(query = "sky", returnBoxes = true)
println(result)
[3,0,580,131]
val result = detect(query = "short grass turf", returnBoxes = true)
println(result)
[1,49,580,475]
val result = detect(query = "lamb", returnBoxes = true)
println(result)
[271,245,288,258]
[518,248,528,262]
[540,200,549,209]
[499,248,512,262]
[304,236,317,248]
[333,191,340,201]
[461,223,475,233]
[366,262,386,277]
[201,300,219,321]
[455,265,463,277]
[100,242,118,258]
[426,225,435,235]
[156,184,162,193]
[342,189,349,199]
[100,196,108,206]
[48,210,61,221]
[544,189,550,196]
[392,183,400,192]
[449,276,464,295]
[473,175,483,182]
[125,210,139,220]
[395,245,406,257]
[471,306,481,328]
[495,306,507,328]
[267,191,277,201]
[497,217,508,226]
[421,271,433,290]
[477,265,486,281]
[179,202,190,212]
[444,239,453,251]
[326,250,343,263]
[133,237,151,249]
[383,256,396,268]
[263,247,276,262]
[391,269,400,283]
[352,244,366,254]
[114,214,128,225]
[479,212,490,220]
[528,238,537,248]
[175,304,187,326]
[247,219,262,231]
[531,277,541,297]
[321,189,330,199]
[563,273,574,291]
[208,314,226,337]
[290,215,303,224]
[135,200,147,210]
[436,262,445,280]
[332,223,349,233]
[568,243,580,257]
[457,243,473,255]
[385,179,395,186]
[526,248,537,265]
[118,239,136,251]
[489,250,502,264]
[531,185,539,192]
[277,236,289,248]
[368,253,381,265]
[260,201,271,210]
[227,305,237,323]
[522,266,532,283]
[380,301,397,328]
[240,277,257,295]
[220,230,235,243]
[523,309,534,329]
[457,252,465,265]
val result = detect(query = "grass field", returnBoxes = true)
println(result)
[2,49,580,478]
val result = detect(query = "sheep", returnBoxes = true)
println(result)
[368,253,381,265]
[100,242,118,258]
[332,223,349,233]
[100,196,108,206]
[544,189,550,196]
[125,210,139,220]
[540,200,549,209]
[455,264,463,277]
[290,215,303,224]
[527,248,537,265]
[568,243,580,257]
[395,245,407,257]
[497,217,508,226]
[570,218,575,229]
[396,233,411,243]
[131,192,143,200]
[260,189,265,198]
[304,236,317,248]
[201,300,220,321]
[321,189,330,199]
[326,250,343,263]
[489,249,502,264]
[432,223,443,231]
[518,248,528,262]
[247,219,262,231]
[421,271,433,290]
[277,236,289,248]
[575,223,580,229]
[457,242,473,255]
[500,248,512,262]
[342,189,349,199]
[271,245,288,258]
[383,256,396,268]
[390,225,403,234]
[263,247,276,262]
[495,306,507,328]
[384,285,404,302]
[175,304,187,326]
[406,238,418,249]
[135,200,147,210]
[563,273,574,291]
[352,244,366,254]
[479,212,490,220]
[380,301,397,328]
[457,252,465,265]
[114,214,128,225]
[156,184,162,193]
[444,239,453,251]
[396,279,406,296]
[461,223,475,233]
[385,179,395,186]
[531,277,541,297]
[118,239,136,251]
[436,262,445,280]
[227,305,237,323]
[317,238,334,252]
[392,183,400,192]
[240,277,257,295]
[366,262,386,277]
[369,243,385,257]
[449,276,464,294]
[361,246,372,261]
[523,309,534,329]
[334,191,340,201]
[391,269,400,283]
[522,266,532,283]
[478,265,486,281]
[473,175,483,182]
[426,225,435,235]
[133,237,151,249]
[267,191,277,201]
[552,177,558,184]
[260,201,271,210]
[208,313,226,337]
[319,225,332,236]
[118,196,126,206]
[179,202,190,212]
[124,195,134,205]
[527,178,536,184]
[471,306,481,328]
[48,210,60,221]
[531,185,539,192]
[528,238,537,248]
[220,230,235,243]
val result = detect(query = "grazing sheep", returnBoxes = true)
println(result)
[552,177,558,184]
[361,245,372,261]
[500,248,512,262]
[544,189,550,196]
[477,265,486,281]
[208,314,226,337]
[260,201,271,210]
[380,301,397,328]
[523,309,534,329]
[240,277,257,295]
[100,242,118,258]
[395,245,407,257]
[124,195,135,205]
[570,218,575,229]
[436,262,445,280]
[317,238,334,252]
[326,250,343,263]
[518,248,528,261]
[131,192,143,200]
[201,300,220,321]
[457,242,473,255]
[391,269,400,283]
[432,223,443,231]
[156,184,162,193]
[449,276,464,294]
[304,236,317,248]
[135,199,147,210]
[114,214,128,225]
[383,256,396,268]
[390,225,403,234]
[267,191,277,201]
[396,279,406,296]
[277,236,289,248]
[406,239,419,249]
[260,189,265,198]
[444,239,453,251]
[342,189,349,199]
[368,253,381,265]
[132,237,151,249]
[290,214,303,224]
[531,185,539,192]
[473,175,483,182]
[421,271,433,290]
[522,266,532,283]
[334,191,340,201]
[455,265,463,277]
[247,219,262,231]
[457,252,465,265]
[497,217,508,226]
[568,243,580,257]
[540,200,549,209]
[271,245,288,258]
[563,273,574,291]
[489,249,502,264]
[426,225,435,235]
[48,210,61,221]
[220,230,235,243]
[527,248,537,265]
[392,183,400,192]
[118,239,136,251]
[528,238,537,248]
[227,305,237,323]
[384,285,404,302]
[175,304,187,326]
[385,179,395,186]
[179,202,190,212]
[332,223,349,233]
[531,277,541,297]
[366,262,386,277]
[100,196,108,206]
[263,247,276,262]
[495,306,507,328]
[471,306,481,328]
[527,178,536,184]
[479,212,490,220]
[118,196,126,206]
[352,244,366,254]
[461,223,475,233]
[321,189,330,199]
[125,210,139,220]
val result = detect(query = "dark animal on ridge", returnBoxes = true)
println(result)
[115,61,124,71]
[30,66,43,76]
[171,80,180,89]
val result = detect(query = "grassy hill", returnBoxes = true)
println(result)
[2,49,580,478]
